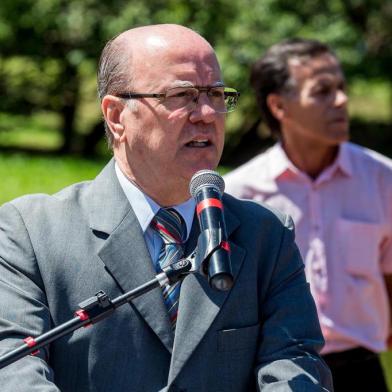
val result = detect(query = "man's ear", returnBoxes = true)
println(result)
[101,95,126,142]
[266,93,286,121]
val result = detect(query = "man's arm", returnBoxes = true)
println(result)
[0,201,59,390]
[255,214,333,391]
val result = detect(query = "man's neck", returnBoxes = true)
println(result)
[115,157,191,207]
[281,139,340,180]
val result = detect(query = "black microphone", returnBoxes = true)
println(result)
[189,170,233,291]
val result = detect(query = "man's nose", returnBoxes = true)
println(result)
[335,89,348,107]
[189,92,218,123]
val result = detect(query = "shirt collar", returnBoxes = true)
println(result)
[267,142,300,179]
[114,162,195,240]
[270,142,353,180]
[335,142,353,177]
[312,142,353,183]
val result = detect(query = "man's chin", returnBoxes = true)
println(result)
[337,129,350,143]
[329,125,350,143]
[186,161,219,177]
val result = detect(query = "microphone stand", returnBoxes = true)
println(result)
[0,228,227,371]
[0,256,194,370]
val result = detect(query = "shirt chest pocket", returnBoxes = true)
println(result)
[337,218,384,278]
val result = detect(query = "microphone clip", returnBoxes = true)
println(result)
[159,228,232,291]
[193,228,226,276]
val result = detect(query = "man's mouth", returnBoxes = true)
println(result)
[186,139,211,148]
[330,111,348,123]
[330,117,349,126]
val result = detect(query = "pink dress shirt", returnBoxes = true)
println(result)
[224,142,392,354]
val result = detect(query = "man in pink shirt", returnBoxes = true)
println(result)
[225,38,392,391]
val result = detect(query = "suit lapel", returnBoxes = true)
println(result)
[88,160,174,352]
[168,201,246,383]
[87,163,246,369]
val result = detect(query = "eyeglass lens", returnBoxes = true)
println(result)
[164,87,238,113]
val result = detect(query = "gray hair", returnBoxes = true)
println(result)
[97,33,135,146]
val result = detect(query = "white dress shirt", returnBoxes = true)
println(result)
[115,162,195,270]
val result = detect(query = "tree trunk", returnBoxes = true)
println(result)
[58,61,79,154]
[82,120,106,157]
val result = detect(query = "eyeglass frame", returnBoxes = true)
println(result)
[115,85,240,113]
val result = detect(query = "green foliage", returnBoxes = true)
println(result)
[0,149,234,205]
[0,57,62,112]
[0,0,390,153]
[350,79,391,122]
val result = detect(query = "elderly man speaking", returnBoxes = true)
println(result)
[0,25,332,391]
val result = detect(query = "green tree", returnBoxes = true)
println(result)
[216,0,392,163]
[0,0,390,158]
[0,0,240,153]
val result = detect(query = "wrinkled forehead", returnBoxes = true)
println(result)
[130,32,222,87]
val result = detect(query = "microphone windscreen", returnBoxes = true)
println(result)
[189,170,225,198]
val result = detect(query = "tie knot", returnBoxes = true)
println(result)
[152,208,187,244]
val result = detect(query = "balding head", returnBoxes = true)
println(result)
[97,24,218,145]
[98,23,226,205]
[121,24,214,55]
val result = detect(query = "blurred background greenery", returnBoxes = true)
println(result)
[1,0,391,163]
[0,0,392,387]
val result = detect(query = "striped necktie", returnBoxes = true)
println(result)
[151,208,187,329]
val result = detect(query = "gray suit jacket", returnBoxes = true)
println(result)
[0,160,332,391]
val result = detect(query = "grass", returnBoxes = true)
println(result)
[0,152,232,205]
[0,111,111,204]
[0,153,107,205]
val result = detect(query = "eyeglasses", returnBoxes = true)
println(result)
[116,86,240,113]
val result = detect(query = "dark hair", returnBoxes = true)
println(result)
[97,33,133,146]
[250,38,335,136]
